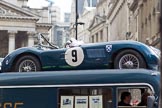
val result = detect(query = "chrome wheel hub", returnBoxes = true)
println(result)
[23,66,32,72]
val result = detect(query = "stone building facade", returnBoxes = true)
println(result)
[53,22,70,48]
[70,0,99,42]
[89,0,108,42]
[0,0,52,57]
[50,6,61,23]
[72,0,160,48]
[107,0,160,47]
[133,0,160,47]
[77,7,96,43]
[89,0,140,42]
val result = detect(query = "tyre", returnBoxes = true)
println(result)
[114,49,146,69]
[14,55,41,72]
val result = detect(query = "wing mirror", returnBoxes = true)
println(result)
[147,96,157,108]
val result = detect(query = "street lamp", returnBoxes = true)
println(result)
[73,22,85,40]
[77,22,85,25]
[73,22,85,28]
[75,0,85,40]
[75,0,78,40]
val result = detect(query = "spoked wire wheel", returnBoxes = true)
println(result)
[114,49,146,69]
[119,54,139,69]
[18,59,37,72]
[14,55,41,72]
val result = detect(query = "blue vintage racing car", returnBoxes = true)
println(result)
[1,33,160,72]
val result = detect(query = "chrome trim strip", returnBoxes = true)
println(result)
[0,83,154,93]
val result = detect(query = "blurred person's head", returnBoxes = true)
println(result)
[121,92,131,104]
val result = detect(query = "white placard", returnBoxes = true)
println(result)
[60,96,74,108]
[65,47,84,67]
[75,96,88,108]
[89,95,103,108]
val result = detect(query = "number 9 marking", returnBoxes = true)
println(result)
[72,50,77,62]
[65,47,84,66]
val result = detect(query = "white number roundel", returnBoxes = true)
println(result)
[65,47,84,67]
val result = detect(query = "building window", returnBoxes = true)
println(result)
[96,33,98,42]
[92,35,94,43]
[100,30,103,42]
[156,1,160,12]
[0,8,6,15]
[107,27,109,41]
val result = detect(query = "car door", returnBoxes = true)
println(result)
[40,48,67,70]
[83,46,108,69]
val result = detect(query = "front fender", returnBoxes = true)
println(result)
[2,47,42,72]
[110,43,159,70]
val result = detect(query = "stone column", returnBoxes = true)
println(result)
[8,30,17,53]
[27,32,36,47]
